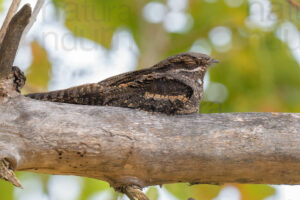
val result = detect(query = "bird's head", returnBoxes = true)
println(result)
[154,52,219,73]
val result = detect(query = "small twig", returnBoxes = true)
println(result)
[0,0,21,44]
[0,4,31,79]
[287,0,300,10]
[0,159,22,188]
[21,0,45,44]
[120,185,149,200]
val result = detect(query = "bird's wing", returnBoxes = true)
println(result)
[101,74,194,114]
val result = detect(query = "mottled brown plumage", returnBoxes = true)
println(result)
[26,52,218,115]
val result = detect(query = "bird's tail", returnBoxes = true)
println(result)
[25,83,101,105]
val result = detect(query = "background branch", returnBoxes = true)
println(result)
[120,186,149,200]
[287,0,300,10]
[0,0,21,44]
[21,0,45,45]
[0,4,31,79]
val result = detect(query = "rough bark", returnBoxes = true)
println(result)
[0,95,300,188]
[0,3,31,189]
[0,0,21,45]
[0,4,31,79]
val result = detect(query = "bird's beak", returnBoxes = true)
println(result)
[210,58,219,64]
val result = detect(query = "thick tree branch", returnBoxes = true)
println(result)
[0,4,31,79]
[0,96,300,190]
[0,3,31,189]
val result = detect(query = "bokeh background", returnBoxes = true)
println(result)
[1,0,300,199]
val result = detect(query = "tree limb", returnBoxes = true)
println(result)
[21,0,45,45]
[0,159,22,188]
[0,4,31,79]
[0,96,299,190]
[0,3,31,189]
[0,0,21,44]
[119,185,149,200]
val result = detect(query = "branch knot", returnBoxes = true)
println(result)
[11,66,26,92]
[0,66,25,99]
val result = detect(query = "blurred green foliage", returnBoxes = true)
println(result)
[210,33,300,112]
[236,184,276,200]
[0,179,13,200]
[78,178,112,200]
[24,41,52,93]
[52,0,140,48]
[164,183,221,200]
[2,0,300,199]
[146,187,159,200]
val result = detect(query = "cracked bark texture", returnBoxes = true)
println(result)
[0,3,31,189]
[1,95,300,187]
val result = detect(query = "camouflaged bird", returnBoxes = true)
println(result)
[26,52,219,115]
